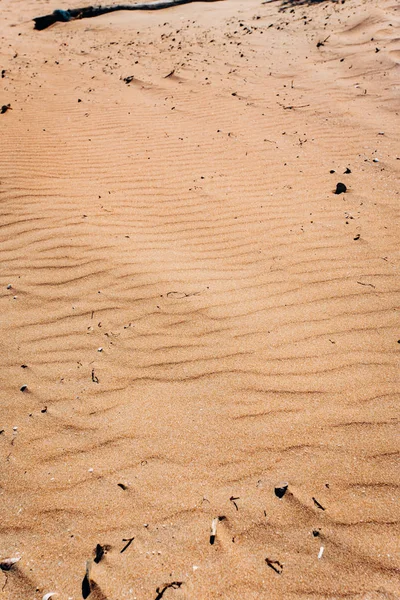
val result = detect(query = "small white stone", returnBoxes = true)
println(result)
[318,546,324,559]
[88,468,94,473]
[13,426,18,431]
[97,347,103,352]
[373,158,379,163]
[6,284,12,289]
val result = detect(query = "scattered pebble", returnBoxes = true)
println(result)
[6,284,12,289]
[312,529,321,537]
[318,546,325,559]
[0,557,20,570]
[274,482,288,498]
[20,385,28,392]
[94,543,105,564]
[334,182,347,194]
[42,594,58,600]
[1,104,11,114]
[373,158,379,163]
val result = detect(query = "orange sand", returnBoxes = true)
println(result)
[0,0,399,598]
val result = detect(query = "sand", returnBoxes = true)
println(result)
[0,0,399,598]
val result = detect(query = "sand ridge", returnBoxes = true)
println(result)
[0,0,399,598]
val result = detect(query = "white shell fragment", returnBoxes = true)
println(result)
[0,557,21,570]
[211,517,219,537]
[318,546,325,559]
[43,593,58,600]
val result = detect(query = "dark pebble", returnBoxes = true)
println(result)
[274,482,288,498]
[335,182,347,194]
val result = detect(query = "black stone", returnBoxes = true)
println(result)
[335,182,347,194]
[274,483,288,498]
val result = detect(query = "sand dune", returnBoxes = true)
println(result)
[0,0,399,598]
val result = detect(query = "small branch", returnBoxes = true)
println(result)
[278,102,310,110]
[120,537,135,553]
[312,497,325,511]
[265,557,283,574]
[34,0,223,30]
[155,582,183,600]
[357,281,376,289]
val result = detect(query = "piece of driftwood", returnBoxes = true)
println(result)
[34,0,223,30]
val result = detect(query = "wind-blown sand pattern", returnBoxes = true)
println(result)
[0,0,399,598]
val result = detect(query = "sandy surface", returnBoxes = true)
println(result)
[0,0,399,598]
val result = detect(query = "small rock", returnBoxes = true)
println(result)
[6,284,12,290]
[20,385,28,392]
[0,557,20,570]
[334,182,347,194]
[274,482,288,498]
[312,529,321,537]
[373,158,379,163]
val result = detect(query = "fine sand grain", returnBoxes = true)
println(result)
[0,0,399,598]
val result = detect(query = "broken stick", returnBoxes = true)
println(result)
[34,0,223,31]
